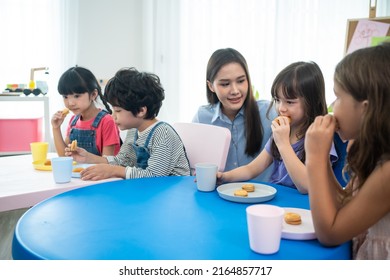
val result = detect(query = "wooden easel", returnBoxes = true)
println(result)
[369,0,377,18]
[344,0,390,54]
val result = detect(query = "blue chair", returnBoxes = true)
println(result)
[332,133,349,187]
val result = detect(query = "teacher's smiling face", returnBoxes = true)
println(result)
[207,62,248,121]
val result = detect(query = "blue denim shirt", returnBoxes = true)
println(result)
[193,100,277,182]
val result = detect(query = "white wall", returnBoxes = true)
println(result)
[77,0,145,80]
[68,0,148,142]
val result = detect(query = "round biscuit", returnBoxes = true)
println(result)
[275,116,291,125]
[284,212,302,225]
[234,189,248,197]
[62,108,70,116]
[242,183,255,192]
[72,167,84,173]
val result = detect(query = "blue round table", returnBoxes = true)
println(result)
[12,176,351,260]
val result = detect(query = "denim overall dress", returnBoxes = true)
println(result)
[69,110,108,156]
[133,122,190,170]
[132,122,165,169]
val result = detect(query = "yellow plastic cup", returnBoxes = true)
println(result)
[30,142,49,162]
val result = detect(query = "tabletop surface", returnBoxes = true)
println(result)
[0,153,121,212]
[12,176,351,260]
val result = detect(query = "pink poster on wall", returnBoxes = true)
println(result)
[347,19,390,54]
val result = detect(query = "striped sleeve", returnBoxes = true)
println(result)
[106,123,190,179]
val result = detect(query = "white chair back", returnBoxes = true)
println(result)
[173,122,231,172]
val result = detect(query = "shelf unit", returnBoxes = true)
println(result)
[0,95,50,155]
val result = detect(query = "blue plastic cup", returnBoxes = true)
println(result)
[51,157,73,184]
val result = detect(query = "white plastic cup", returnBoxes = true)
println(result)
[246,204,284,254]
[51,157,73,184]
[195,163,218,192]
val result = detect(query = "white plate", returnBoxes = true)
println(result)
[217,182,277,203]
[282,207,316,240]
[71,163,95,178]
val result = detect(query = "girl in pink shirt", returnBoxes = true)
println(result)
[52,66,120,156]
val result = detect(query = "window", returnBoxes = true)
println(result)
[0,0,80,150]
[151,0,389,123]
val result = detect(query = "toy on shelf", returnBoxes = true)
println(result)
[23,67,49,96]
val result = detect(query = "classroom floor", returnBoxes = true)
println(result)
[0,208,29,260]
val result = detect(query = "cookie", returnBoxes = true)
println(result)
[242,183,255,192]
[70,140,78,151]
[234,189,248,197]
[275,116,291,125]
[284,212,302,225]
[62,108,70,116]
[43,159,51,166]
[72,167,84,173]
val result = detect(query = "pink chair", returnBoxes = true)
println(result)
[173,122,231,172]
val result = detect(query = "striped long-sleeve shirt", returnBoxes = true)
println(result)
[106,122,190,179]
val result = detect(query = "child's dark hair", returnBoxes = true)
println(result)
[267,61,327,161]
[206,48,263,156]
[57,66,112,113]
[103,67,165,119]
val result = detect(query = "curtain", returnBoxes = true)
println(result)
[0,0,78,99]
[148,0,182,124]
[0,0,78,149]
[151,0,389,123]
